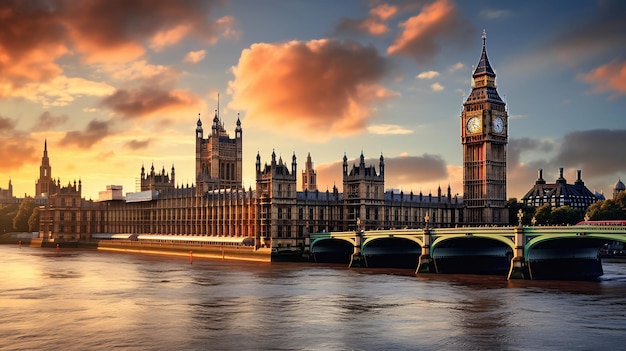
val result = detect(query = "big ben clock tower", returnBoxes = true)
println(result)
[461,31,508,225]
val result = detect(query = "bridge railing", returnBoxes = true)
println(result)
[431,226,515,236]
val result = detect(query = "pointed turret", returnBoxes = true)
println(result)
[196,113,203,139]
[473,30,496,78]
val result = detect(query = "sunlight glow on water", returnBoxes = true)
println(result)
[1,246,626,350]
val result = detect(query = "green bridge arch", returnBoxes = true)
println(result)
[309,225,626,279]
[431,233,515,251]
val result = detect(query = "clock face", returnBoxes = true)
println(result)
[466,117,481,134]
[494,117,504,134]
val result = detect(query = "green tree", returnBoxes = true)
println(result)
[586,199,623,220]
[0,203,19,234]
[534,204,552,225]
[13,198,38,232]
[614,191,626,214]
[28,206,40,232]
[551,206,579,225]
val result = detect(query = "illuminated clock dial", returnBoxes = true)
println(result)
[466,117,481,134]
[494,117,504,134]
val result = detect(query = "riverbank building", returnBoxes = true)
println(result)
[0,179,17,205]
[39,33,527,246]
[521,168,599,216]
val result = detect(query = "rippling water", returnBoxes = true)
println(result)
[1,245,626,351]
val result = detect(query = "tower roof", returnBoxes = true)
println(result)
[473,30,496,78]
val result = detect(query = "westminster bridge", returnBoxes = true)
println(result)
[309,224,626,280]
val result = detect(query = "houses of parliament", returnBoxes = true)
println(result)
[38,34,514,249]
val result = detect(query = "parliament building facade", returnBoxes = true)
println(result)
[39,35,515,247]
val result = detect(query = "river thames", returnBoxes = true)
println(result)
[1,245,626,351]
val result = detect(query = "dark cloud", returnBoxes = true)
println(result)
[549,0,626,62]
[508,137,555,166]
[507,130,626,198]
[555,129,626,176]
[387,0,475,64]
[59,119,115,149]
[125,139,153,150]
[32,111,69,131]
[315,153,448,191]
[101,86,200,119]
[0,115,17,133]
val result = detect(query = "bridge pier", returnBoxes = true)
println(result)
[349,229,364,268]
[416,228,434,274]
[507,226,529,279]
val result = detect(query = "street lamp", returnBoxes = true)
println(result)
[531,216,536,226]
[424,212,430,229]
[517,209,523,227]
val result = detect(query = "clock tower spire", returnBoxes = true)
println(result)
[461,30,508,225]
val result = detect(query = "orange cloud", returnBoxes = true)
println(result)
[0,115,38,171]
[228,39,394,141]
[335,2,398,36]
[581,61,626,96]
[0,1,68,93]
[0,0,232,100]
[370,3,398,21]
[184,50,207,63]
[13,76,116,107]
[387,0,474,63]
[336,17,389,36]
[150,24,193,51]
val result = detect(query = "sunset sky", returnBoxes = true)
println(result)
[1,0,625,201]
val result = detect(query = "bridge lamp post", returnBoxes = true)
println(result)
[417,212,433,274]
[517,209,524,227]
[531,216,536,226]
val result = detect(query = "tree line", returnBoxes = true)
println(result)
[507,191,626,226]
[0,198,39,235]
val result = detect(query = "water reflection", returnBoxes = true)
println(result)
[1,246,626,350]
